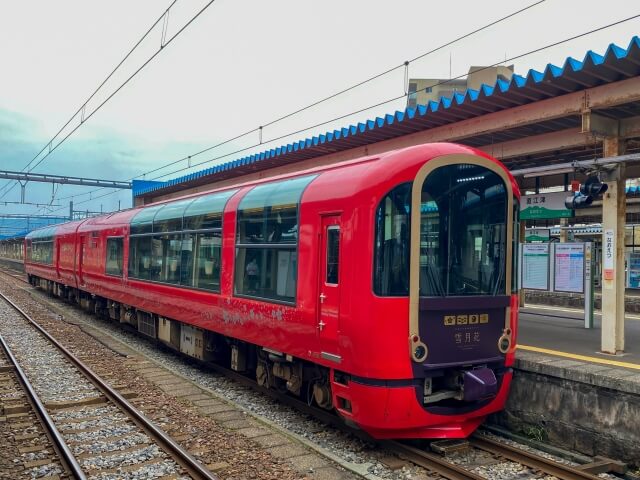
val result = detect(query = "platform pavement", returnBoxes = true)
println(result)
[517,304,640,369]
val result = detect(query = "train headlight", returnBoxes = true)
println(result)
[409,335,428,362]
[498,335,511,353]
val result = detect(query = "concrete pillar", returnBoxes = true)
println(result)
[559,218,568,243]
[601,137,626,354]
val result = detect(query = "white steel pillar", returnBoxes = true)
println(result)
[600,137,626,354]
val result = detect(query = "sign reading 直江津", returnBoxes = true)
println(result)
[520,191,572,220]
[603,229,615,281]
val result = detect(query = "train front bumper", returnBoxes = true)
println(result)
[330,369,512,439]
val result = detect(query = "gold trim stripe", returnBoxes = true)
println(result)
[409,154,514,361]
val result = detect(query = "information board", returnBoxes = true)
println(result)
[521,244,550,290]
[627,252,640,289]
[554,243,585,293]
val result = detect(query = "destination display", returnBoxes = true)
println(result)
[521,244,549,290]
[554,243,585,293]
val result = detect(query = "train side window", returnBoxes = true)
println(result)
[105,237,124,276]
[130,204,163,235]
[373,183,411,296]
[153,199,192,233]
[26,226,55,265]
[128,236,153,280]
[128,189,236,290]
[326,226,340,284]
[183,190,237,230]
[235,175,317,303]
[147,233,182,284]
[181,231,222,291]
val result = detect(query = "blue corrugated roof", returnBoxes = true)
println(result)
[136,36,640,197]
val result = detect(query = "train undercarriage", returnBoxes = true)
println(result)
[28,275,337,412]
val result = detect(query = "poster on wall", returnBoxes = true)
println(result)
[521,244,549,290]
[554,243,585,293]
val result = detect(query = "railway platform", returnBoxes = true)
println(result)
[518,304,640,368]
[492,304,640,466]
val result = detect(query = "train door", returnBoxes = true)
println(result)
[55,238,61,279]
[78,235,86,287]
[317,215,341,362]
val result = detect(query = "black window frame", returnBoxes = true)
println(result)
[105,236,125,277]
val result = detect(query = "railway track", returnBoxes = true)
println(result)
[0,289,218,480]
[0,327,69,478]
[0,266,629,480]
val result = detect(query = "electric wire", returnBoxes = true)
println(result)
[0,1,177,199]
[26,0,548,212]
[0,0,216,202]
[13,10,640,224]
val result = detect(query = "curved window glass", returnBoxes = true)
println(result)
[153,199,193,233]
[26,226,57,264]
[184,190,236,230]
[420,164,507,296]
[373,183,411,296]
[130,205,164,235]
[235,175,316,302]
[127,189,237,291]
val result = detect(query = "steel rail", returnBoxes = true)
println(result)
[0,290,218,480]
[0,330,86,479]
[470,434,603,480]
[2,268,615,480]
[386,441,485,480]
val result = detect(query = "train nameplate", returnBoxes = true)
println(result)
[443,313,489,326]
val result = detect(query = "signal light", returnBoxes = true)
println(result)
[580,176,608,197]
[564,193,593,209]
[564,175,608,210]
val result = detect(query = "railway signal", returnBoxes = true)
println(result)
[564,175,608,209]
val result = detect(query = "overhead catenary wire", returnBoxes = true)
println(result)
[0,0,216,202]
[41,11,640,218]
[33,0,548,210]
[38,8,640,219]
[111,11,640,183]
[0,1,177,200]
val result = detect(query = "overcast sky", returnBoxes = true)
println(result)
[0,0,638,232]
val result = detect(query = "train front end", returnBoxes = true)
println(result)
[342,151,519,439]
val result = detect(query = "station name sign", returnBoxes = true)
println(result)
[520,191,572,220]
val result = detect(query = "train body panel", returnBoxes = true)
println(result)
[24,142,520,439]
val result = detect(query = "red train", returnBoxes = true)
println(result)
[24,142,519,439]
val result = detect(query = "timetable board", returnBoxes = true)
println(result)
[554,243,585,293]
[521,244,549,290]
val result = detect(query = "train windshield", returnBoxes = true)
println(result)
[419,164,507,297]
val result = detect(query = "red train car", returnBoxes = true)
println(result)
[25,143,520,439]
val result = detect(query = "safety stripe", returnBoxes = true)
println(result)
[518,344,640,371]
